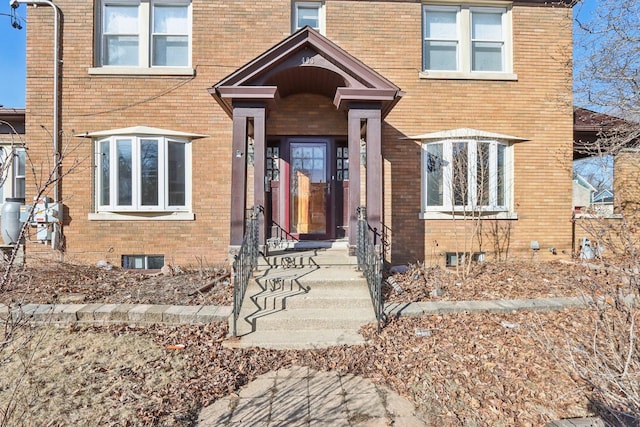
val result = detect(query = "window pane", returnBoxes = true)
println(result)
[147,256,165,269]
[477,142,490,206]
[452,142,468,206]
[472,11,503,72]
[168,141,186,206]
[153,5,187,33]
[472,42,503,71]
[140,139,159,206]
[153,35,188,66]
[100,140,110,206]
[472,12,502,40]
[103,4,139,66]
[104,4,138,33]
[105,35,139,66]
[297,5,319,29]
[15,149,25,176]
[152,4,189,66]
[497,144,506,206]
[425,10,457,39]
[426,144,443,207]
[425,41,457,71]
[117,139,132,205]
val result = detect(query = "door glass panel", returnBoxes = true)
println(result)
[290,143,327,235]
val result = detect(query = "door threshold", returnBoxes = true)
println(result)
[271,239,348,251]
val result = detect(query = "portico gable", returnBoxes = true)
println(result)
[209,26,403,250]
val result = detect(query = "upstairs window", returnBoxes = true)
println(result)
[98,0,191,69]
[422,5,513,79]
[293,2,325,34]
[423,139,510,212]
[96,135,191,212]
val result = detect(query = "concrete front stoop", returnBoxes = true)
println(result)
[225,243,376,350]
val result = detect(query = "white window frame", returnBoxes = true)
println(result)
[90,0,194,76]
[0,146,26,203]
[421,4,516,81]
[95,135,192,214]
[292,1,326,34]
[421,139,513,218]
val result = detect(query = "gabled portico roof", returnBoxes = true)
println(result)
[209,26,403,118]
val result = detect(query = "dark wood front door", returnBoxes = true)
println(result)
[266,138,348,241]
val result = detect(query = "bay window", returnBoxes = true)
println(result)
[423,139,510,213]
[96,135,190,212]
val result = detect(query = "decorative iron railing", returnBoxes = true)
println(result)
[356,206,387,332]
[232,206,262,337]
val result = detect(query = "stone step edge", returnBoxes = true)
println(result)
[0,296,595,327]
[385,296,592,317]
[0,303,232,325]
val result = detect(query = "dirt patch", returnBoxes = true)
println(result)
[0,258,233,307]
[384,260,606,303]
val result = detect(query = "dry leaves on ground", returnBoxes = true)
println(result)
[384,260,613,303]
[0,308,595,426]
[0,258,233,307]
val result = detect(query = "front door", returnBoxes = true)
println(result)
[289,141,329,239]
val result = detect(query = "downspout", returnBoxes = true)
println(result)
[10,0,61,250]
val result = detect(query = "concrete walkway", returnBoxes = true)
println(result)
[197,366,427,426]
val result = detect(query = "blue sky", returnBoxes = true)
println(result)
[0,1,26,108]
[0,0,597,109]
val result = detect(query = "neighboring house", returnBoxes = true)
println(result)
[23,0,574,267]
[0,108,26,207]
[572,173,596,213]
[591,189,614,215]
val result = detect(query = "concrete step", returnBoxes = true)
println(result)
[248,288,372,310]
[236,307,375,332]
[259,243,357,269]
[231,249,375,349]
[253,266,365,287]
[224,329,367,350]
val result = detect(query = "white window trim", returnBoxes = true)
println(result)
[292,1,326,34]
[94,135,192,215]
[0,145,26,204]
[420,4,516,81]
[420,138,515,219]
[91,0,194,75]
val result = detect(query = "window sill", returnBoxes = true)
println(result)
[419,211,518,220]
[88,67,195,76]
[419,71,518,81]
[574,212,622,220]
[89,212,195,221]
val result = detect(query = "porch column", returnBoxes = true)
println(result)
[348,105,383,246]
[229,105,267,246]
[348,109,362,248]
[252,108,267,245]
[364,108,383,238]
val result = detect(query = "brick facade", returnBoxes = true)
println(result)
[24,0,574,267]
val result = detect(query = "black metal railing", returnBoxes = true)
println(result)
[232,206,262,337]
[356,206,386,332]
